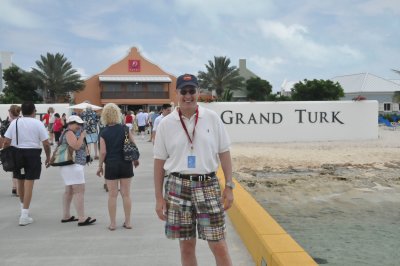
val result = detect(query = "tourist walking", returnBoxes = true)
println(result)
[136,109,148,139]
[52,113,64,144]
[3,102,51,226]
[80,106,100,159]
[151,104,171,144]
[42,107,55,145]
[124,110,134,131]
[1,105,21,196]
[57,115,96,226]
[153,74,235,266]
[96,103,139,231]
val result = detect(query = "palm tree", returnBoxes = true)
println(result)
[31,53,84,103]
[198,56,244,98]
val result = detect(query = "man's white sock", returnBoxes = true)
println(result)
[21,208,29,218]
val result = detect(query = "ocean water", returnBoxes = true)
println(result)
[262,199,400,266]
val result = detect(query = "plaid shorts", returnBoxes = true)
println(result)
[164,174,226,241]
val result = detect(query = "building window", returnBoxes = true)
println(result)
[103,83,121,92]
[148,83,163,92]
[383,103,391,112]
[127,83,143,91]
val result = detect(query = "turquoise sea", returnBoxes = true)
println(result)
[263,200,399,266]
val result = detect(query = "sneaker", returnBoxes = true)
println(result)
[19,216,33,226]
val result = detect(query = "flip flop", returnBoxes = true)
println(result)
[61,216,79,223]
[123,223,132,229]
[108,225,116,231]
[78,217,96,226]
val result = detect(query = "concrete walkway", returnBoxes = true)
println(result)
[0,136,253,266]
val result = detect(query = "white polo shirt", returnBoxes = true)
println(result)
[153,105,230,174]
[152,114,164,132]
[136,112,148,127]
[5,117,49,149]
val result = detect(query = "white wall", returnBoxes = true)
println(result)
[0,104,71,120]
[200,101,378,142]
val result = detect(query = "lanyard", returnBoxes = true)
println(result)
[178,107,199,151]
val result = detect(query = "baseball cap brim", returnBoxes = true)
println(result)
[177,81,198,90]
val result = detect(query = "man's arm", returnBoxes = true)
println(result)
[154,158,167,221]
[42,139,51,168]
[219,150,234,210]
[2,137,11,149]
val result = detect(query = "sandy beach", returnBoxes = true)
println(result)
[230,126,400,265]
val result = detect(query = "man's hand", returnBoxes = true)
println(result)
[133,160,139,168]
[45,157,51,168]
[96,167,103,177]
[222,188,234,211]
[155,198,167,221]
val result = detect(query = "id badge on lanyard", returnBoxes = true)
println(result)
[179,107,199,169]
[187,155,196,168]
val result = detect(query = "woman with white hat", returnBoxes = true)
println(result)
[58,115,96,226]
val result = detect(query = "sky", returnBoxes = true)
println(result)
[1,0,400,91]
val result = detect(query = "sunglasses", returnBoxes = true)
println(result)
[179,88,197,95]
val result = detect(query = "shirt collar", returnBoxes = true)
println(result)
[172,105,203,120]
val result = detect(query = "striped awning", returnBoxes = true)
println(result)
[99,75,172,83]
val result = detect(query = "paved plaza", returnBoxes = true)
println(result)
[0,136,253,266]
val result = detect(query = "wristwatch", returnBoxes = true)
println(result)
[225,181,235,189]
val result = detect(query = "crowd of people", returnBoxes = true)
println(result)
[0,102,143,228]
[0,73,236,265]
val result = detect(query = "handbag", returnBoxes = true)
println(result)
[1,146,24,172]
[50,130,75,166]
[123,126,140,161]
[83,138,93,165]
[0,119,24,172]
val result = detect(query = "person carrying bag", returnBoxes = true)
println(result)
[50,115,96,226]
[1,119,24,172]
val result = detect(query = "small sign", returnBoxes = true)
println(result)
[128,60,140,72]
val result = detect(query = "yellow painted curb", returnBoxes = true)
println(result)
[217,167,317,266]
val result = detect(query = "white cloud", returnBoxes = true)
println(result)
[172,0,276,27]
[257,20,364,65]
[0,0,44,28]
[360,0,400,15]
[258,20,308,41]
[67,21,111,41]
[75,67,88,79]
[141,38,229,77]
[173,0,275,17]
[250,56,285,73]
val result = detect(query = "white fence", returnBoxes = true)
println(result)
[200,100,378,142]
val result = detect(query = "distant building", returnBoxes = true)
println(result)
[332,72,400,113]
[234,59,259,100]
[74,47,176,112]
[279,79,297,97]
[0,51,13,93]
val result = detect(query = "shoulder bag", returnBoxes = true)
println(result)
[50,130,75,166]
[0,119,25,172]
[123,126,140,161]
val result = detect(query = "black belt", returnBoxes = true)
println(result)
[171,172,215,181]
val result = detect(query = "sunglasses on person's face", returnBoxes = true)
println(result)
[179,87,197,95]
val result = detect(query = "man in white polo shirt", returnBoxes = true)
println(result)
[151,103,172,144]
[136,109,148,139]
[4,102,51,226]
[153,74,235,266]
